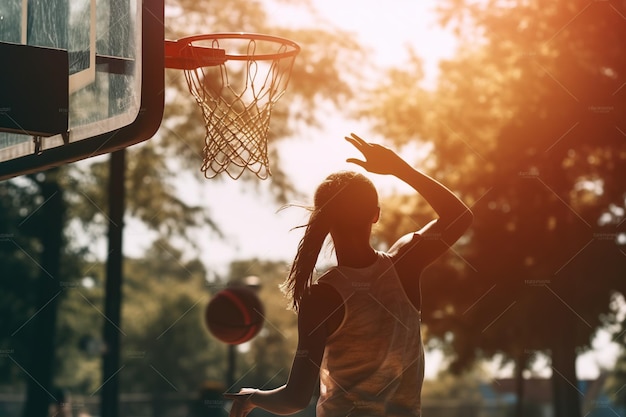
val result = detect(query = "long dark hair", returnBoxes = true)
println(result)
[281,171,378,311]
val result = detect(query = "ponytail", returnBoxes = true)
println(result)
[281,171,378,312]
[281,208,329,312]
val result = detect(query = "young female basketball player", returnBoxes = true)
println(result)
[225,133,473,417]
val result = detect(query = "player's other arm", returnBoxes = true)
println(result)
[226,285,333,416]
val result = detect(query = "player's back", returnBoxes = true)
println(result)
[316,252,424,417]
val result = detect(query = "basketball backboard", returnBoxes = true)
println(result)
[0,0,164,180]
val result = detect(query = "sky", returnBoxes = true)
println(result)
[145,0,622,380]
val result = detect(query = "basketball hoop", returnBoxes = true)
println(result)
[165,33,300,179]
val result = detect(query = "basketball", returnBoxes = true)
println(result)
[205,287,264,345]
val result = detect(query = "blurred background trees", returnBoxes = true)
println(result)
[361,1,626,416]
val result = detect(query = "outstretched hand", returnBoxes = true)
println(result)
[224,389,257,417]
[345,133,408,175]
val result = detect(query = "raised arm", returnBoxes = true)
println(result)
[345,133,473,265]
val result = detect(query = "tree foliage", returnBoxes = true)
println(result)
[118,239,218,394]
[0,171,91,417]
[360,1,626,416]
[0,180,42,390]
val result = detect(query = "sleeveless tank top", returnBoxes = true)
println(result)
[316,252,424,417]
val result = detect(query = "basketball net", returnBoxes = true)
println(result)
[177,34,300,179]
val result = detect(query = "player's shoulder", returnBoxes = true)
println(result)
[303,280,341,305]
[299,281,344,337]
[300,281,342,317]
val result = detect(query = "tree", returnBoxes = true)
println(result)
[119,240,220,396]
[0,180,43,390]
[360,1,626,416]
[0,170,90,417]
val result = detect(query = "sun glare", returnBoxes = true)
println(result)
[266,0,456,192]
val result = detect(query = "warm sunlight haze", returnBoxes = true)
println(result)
[160,0,620,382]
[135,0,459,275]
[4,1,624,415]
